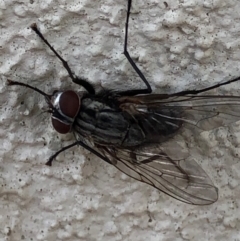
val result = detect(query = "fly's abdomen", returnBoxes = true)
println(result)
[74,98,145,146]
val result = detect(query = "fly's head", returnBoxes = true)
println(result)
[8,79,81,134]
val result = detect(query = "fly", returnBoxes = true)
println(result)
[8,0,240,205]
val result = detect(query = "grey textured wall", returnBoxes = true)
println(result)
[1,0,240,240]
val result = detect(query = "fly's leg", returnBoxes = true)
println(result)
[46,140,112,166]
[30,23,95,94]
[118,0,152,96]
[170,75,240,96]
[46,141,80,166]
[120,1,240,97]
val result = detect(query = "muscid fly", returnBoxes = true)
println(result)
[8,0,240,205]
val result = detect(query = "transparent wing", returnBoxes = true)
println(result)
[119,94,240,131]
[117,94,240,162]
[74,132,217,205]
[94,144,218,205]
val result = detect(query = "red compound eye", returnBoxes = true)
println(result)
[51,90,81,134]
[59,90,80,118]
[52,118,71,134]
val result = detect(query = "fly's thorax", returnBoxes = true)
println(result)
[74,97,146,146]
[51,90,81,134]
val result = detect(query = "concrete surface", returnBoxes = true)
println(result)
[1,0,240,240]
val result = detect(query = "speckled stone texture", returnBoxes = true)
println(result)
[1,0,240,240]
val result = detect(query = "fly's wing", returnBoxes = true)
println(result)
[74,132,217,205]
[119,94,240,132]
[73,93,240,205]
[79,141,218,205]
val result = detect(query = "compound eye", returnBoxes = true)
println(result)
[52,118,71,134]
[59,90,80,118]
